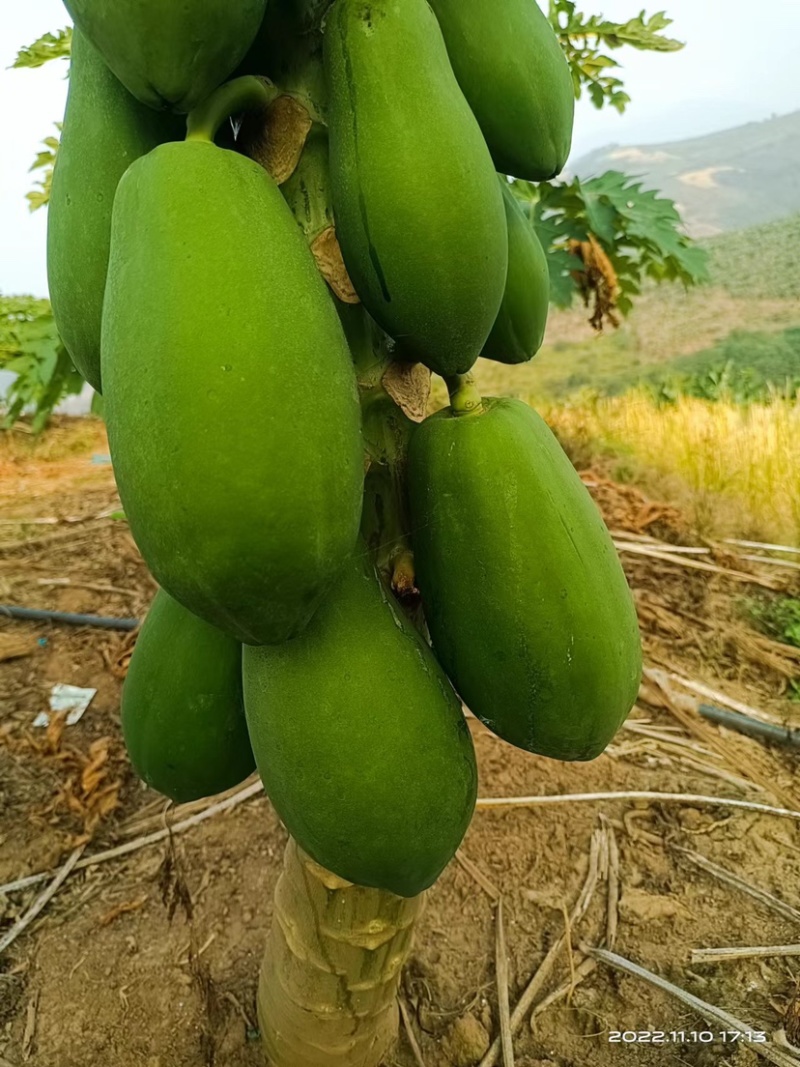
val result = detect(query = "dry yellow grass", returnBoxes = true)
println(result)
[0,417,110,510]
[542,391,800,546]
[0,416,106,464]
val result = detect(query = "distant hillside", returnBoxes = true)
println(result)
[472,213,800,402]
[572,110,800,238]
[706,214,800,300]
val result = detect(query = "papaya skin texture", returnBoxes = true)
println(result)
[243,552,478,898]
[408,399,642,761]
[102,141,363,646]
[325,0,508,378]
[482,180,551,366]
[428,0,575,181]
[63,0,266,113]
[47,30,182,393]
[121,590,254,804]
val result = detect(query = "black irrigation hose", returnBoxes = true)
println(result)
[0,605,140,632]
[698,703,800,750]
[3,604,799,747]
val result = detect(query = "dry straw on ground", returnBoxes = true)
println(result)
[546,391,800,544]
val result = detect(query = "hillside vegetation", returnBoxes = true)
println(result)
[706,214,800,300]
[545,391,800,544]
[572,110,800,237]
[485,212,800,401]
[6,202,800,543]
[465,212,800,546]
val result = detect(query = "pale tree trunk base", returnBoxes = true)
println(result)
[258,837,425,1067]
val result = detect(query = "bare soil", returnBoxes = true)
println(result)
[2,418,800,1067]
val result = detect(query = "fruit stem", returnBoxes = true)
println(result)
[360,383,418,596]
[185,76,277,144]
[445,373,484,417]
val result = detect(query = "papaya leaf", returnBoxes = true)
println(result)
[546,249,583,309]
[26,126,61,212]
[12,28,72,69]
[26,188,52,212]
[0,295,85,432]
[514,170,708,328]
[3,355,36,376]
[13,25,68,211]
[549,1,683,111]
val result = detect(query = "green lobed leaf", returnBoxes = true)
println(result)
[25,126,60,212]
[18,6,698,343]
[12,28,72,69]
[0,295,85,432]
[550,1,683,112]
[512,168,709,321]
[13,25,67,211]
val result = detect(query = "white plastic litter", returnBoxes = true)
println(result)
[33,684,97,728]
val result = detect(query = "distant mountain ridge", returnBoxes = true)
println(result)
[571,110,800,237]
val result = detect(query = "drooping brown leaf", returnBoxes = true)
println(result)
[158,843,194,924]
[1,713,122,836]
[568,234,620,331]
[101,627,139,680]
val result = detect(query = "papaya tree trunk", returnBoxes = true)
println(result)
[258,837,424,1067]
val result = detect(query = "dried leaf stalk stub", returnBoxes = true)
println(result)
[239,93,313,185]
[381,361,432,424]
[311,227,359,304]
[280,122,360,303]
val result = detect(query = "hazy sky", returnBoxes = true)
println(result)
[2,0,800,297]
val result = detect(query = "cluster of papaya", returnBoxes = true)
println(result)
[49,0,641,900]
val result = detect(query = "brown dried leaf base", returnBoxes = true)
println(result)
[240,94,313,186]
[381,362,432,424]
[311,226,361,304]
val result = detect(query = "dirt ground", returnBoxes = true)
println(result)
[2,418,800,1067]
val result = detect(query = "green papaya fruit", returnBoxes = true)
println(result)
[324,0,508,378]
[408,398,642,761]
[122,590,254,804]
[428,0,575,181]
[102,132,364,646]
[482,181,551,366]
[244,552,478,897]
[63,0,266,112]
[47,30,182,393]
